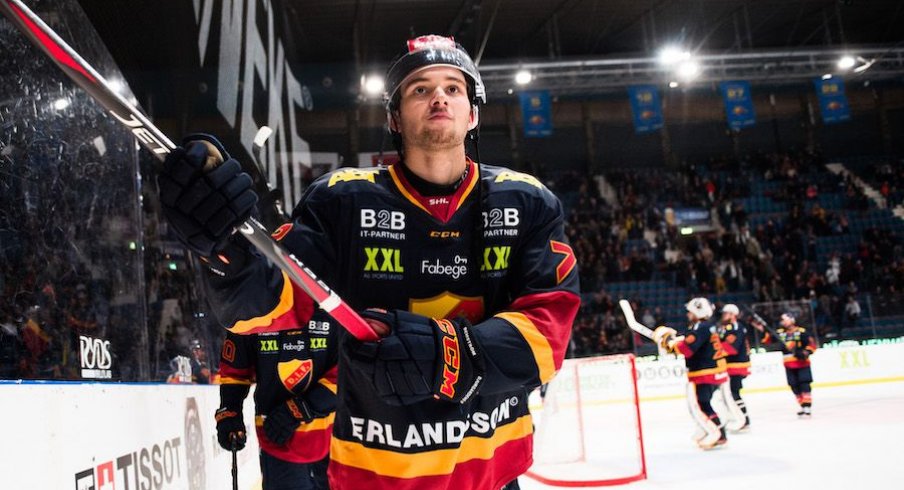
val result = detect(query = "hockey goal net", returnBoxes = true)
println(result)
[527,354,647,487]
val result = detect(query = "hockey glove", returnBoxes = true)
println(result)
[347,309,486,406]
[652,326,679,351]
[157,134,258,257]
[794,348,811,360]
[215,407,246,451]
[263,397,317,445]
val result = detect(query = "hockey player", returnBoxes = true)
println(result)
[156,34,580,490]
[753,313,817,417]
[215,323,337,490]
[653,298,729,449]
[717,304,751,431]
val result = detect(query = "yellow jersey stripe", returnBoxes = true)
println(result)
[494,312,556,384]
[330,414,532,479]
[228,271,294,334]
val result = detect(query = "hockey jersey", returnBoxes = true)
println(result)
[672,320,728,384]
[204,161,581,490]
[717,321,750,376]
[217,320,337,463]
[764,326,817,369]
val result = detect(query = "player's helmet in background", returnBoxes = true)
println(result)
[383,35,486,114]
[686,297,714,320]
[722,304,740,315]
[780,312,796,324]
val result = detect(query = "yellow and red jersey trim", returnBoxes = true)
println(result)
[227,271,315,334]
[726,361,751,376]
[329,414,532,484]
[255,412,334,463]
[387,160,479,223]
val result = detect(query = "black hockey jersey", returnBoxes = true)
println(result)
[672,320,728,384]
[217,316,338,463]
[764,326,817,369]
[204,161,581,490]
[717,321,751,376]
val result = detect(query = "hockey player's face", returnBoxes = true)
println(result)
[395,66,476,151]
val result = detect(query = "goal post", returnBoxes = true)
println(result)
[526,354,647,487]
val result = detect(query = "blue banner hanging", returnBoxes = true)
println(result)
[519,91,553,137]
[813,77,851,124]
[627,85,663,134]
[719,80,756,130]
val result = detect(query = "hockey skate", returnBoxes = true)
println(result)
[798,406,812,418]
[697,428,727,450]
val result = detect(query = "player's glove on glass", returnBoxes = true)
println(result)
[347,309,485,406]
[652,326,678,351]
[214,407,246,451]
[263,397,318,445]
[157,134,257,257]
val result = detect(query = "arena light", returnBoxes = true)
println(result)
[837,55,856,70]
[821,73,833,80]
[669,81,680,88]
[514,69,533,85]
[53,98,70,110]
[680,227,694,235]
[676,60,700,81]
[658,45,691,66]
[361,74,385,96]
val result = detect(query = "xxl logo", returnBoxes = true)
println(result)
[74,437,183,490]
[361,209,405,230]
[364,248,404,273]
[260,339,279,352]
[481,246,511,272]
[79,335,113,379]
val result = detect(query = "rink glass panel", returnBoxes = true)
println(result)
[0,0,213,382]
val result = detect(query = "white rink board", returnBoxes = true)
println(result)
[0,382,262,490]
[634,340,904,400]
[525,341,904,489]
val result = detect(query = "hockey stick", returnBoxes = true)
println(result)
[618,299,655,340]
[0,0,378,341]
[230,437,239,490]
[741,305,791,354]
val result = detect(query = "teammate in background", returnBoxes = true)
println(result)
[188,339,211,384]
[752,313,817,417]
[717,304,751,431]
[653,298,729,449]
[215,325,337,489]
[157,34,580,490]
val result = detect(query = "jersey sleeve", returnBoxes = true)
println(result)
[471,188,580,394]
[672,322,709,358]
[721,325,745,356]
[217,331,254,409]
[201,180,339,335]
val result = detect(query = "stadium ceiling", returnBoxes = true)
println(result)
[77,0,904,101]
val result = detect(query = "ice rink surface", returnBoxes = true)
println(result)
[522,380,904,490]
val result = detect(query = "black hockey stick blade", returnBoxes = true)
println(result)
[0,0,379,341]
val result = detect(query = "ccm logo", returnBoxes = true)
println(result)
[436,320,461,399]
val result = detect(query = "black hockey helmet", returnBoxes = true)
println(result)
[383,35,486,113]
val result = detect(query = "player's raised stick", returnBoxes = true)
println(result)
[619,299,656,339]
[0,0,379,341]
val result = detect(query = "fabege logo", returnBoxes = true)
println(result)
[80,335,113,379]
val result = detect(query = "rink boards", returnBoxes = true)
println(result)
[1,341,902,489]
